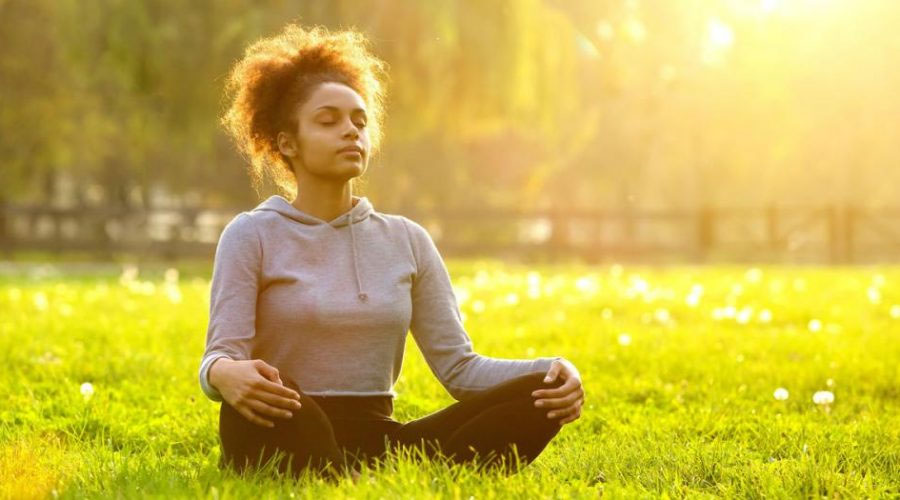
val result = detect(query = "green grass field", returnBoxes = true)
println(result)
[2,260,899,498]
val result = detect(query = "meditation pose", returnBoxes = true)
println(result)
[199,23,585,481]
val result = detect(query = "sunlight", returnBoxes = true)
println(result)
[702,17,734,65]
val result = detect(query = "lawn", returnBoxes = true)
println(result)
[1,260,899,498]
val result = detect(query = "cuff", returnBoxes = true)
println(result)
[198,353,232,402]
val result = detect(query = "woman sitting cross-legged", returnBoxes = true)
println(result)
[199,23,586,483]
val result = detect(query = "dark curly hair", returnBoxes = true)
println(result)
[221,23,389,198]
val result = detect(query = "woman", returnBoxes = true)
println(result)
[199,23,585,482]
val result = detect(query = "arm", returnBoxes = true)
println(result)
[197,213,303,426]
[402,217,562,401]
[198,213,262,402]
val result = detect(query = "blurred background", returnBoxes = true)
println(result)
[1,0,898,264]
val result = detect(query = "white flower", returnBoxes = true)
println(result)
[807,319,822,332]
[33,292,49,312]
[758,309,773,323]
[812,390,834,405]
[164,267,179,284]
[890,305,900,319]
[773,388,789,401]
[80,382,94,400]
[617,333,632,346]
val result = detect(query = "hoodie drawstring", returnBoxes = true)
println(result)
[348,214,368,302]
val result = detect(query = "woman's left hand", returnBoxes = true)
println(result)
[532,358,584,426]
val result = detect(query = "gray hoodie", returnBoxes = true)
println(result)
[198,194,561,402]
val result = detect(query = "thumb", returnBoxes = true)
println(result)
[256,360,282,384]
[544,361,561,383]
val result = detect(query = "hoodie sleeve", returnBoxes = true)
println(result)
[198,213,262,402]
[402,217,562,401]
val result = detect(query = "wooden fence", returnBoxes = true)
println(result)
[1,204,898,263]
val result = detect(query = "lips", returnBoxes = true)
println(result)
[337,145,364,155]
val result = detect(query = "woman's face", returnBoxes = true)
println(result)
[280,82,370,182]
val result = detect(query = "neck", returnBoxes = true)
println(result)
[290,177,357,222]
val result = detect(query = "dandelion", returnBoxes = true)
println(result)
[80,382,94,400]
[736,306,754,325]
[33,292,49,312]
[758,309,773,323]
[826,378,834,387]
[774,388,789,401]
[654,308,671,324]
[812,390,834,405]
[629,276,649,295]
[617,333,632,346]
[685,293,701,308]
[685,284,704,307]
[165,286,183,304]
[164,268,179,284]
[119,264,139,285]
[58,303,74,317]
[452,286,470,305]
[807,319,822,332]
[745,267,763,283]
[575,276,598,294]
[867,287,881,304]
[890,305,900,319]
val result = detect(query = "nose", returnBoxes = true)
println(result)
[342,119,360,139]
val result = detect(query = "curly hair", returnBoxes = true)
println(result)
[221,23,389,198]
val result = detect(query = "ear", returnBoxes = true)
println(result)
[277,131,298,158]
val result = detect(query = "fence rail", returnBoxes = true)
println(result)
[1,204,898,263]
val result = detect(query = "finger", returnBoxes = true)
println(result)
[532,378,581,399]
[542,361,562,383]
[546,404,579,419]
[255,360,280,381]
[237,405,275,428]
[253,378,302,401]
[558,414,579,425]
[535,387,583,409]
[556,404,583,424]
[246,398,294,420]
[252,389,303,411]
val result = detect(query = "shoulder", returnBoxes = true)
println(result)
[391,214,429,240]
[217,211,262,249]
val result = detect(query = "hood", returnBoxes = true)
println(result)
[254,195,374,303]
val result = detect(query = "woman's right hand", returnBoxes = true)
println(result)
[208,358,303,428]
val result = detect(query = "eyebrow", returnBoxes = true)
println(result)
[314,105,367,114]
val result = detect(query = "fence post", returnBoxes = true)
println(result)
[766,204,779,254]
[697,206,714,262]
[844,205,855,264]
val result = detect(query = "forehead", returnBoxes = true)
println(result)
[302,82,367,113]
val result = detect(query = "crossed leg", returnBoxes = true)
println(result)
[218,379,351,482]
[384,372,567,473]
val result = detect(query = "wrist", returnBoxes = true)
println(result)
[208,357,233,388]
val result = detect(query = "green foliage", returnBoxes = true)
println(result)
[2,261,899,497]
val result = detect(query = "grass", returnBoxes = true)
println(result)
[1,259,899,498]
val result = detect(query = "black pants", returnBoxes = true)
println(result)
[218,372,565,480]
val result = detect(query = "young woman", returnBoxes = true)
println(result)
[199,23,585,482]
